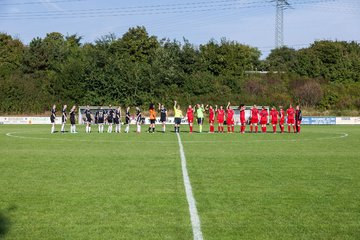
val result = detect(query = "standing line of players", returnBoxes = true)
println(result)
[50,102,302,134]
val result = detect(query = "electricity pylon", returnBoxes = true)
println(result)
[275,0,290,48]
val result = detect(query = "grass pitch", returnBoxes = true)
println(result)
[0,124,360,239]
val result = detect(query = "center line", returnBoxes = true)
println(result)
[176,133,204,240]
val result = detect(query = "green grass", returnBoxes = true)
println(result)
[0,124,360,239]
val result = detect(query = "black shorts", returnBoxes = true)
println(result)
[62,116,66,123]
[114,118,120,124]
[125,118,130,124]
[70,117,75,125]
[50,116,55,123]
[150,119,156,124]
[160,116,166,122]
[174,118,181,125]
[98,118,104,124]
[107,118,113,124]
[86,117,92,123]
[197,118,203,125]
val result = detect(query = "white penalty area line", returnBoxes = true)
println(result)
[176,133,204,240]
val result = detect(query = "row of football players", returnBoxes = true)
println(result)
[172,101,302,134]
[50,102,302,134]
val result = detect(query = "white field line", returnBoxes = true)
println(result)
[5,131,349,144]
[176,133,203,240]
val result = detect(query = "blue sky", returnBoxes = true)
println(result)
[0,0,359,57]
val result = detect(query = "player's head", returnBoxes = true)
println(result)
[279,105,283,109]
[136,107,140,111]
[188,105,192,109]
[72,105,76,110]
[209,105,213,109]
[109,104,112,108]
[262,106,265,110]
[289,104,292,108]
[296,105,300,110]
[86,105,89,109]
[52,104,56,109]
[196,103,200,108]
[63,104,67,109]
[177,104,181,110]
[220,105,223,109]
[253,104,257,108]
[272,106,276,110]
[127,106,130,111]
[149,103,154,110]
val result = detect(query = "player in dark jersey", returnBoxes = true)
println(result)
[107,105,114,133]
[96,107,105,133]
[50,104,56,133]
[114,106,121,133]
[158,103,167,133]
[84,105,92,133]
[69,105,77,133]
[125,107,131,133]
[135,107,142,133]
[295,105,302,133]
[61,105,67,133]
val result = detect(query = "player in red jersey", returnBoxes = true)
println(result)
[295,105,302,133]
[186,105,195,133]
[278,106,285,133]
[206,105,215,133]
[250,105,259,133]
[215,105,225,133]
[259,106,268,133]
[286,104,296,133]
[226,102,235,133]
[270,106,279,133]
[239,104,246,134]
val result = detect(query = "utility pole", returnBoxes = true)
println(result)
[275,0,290,48]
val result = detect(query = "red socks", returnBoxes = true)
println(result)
[288,125,291,133]
[227,126,231,132]
[190,126,193,133]
[231,126,234,132]
[262,126,266,133]
[255,126,258,133]
[273,125,276,133]
[250,125,253,132]
[210,125,214,133]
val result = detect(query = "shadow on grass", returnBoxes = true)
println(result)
[0,205,16,239]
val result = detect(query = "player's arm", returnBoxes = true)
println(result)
[215,105,218,112]
[226,102,230,110]
[205,104,209,111]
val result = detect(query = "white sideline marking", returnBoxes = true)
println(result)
[176,133,204,240]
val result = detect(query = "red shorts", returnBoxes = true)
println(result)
[209,119,215,124]
[287,118,295,124]
[271,119,278,125]
[260,119,267,125]
[251,118,258,124]
[240,118,246,125]
[279,119,285,125]
[188,118,193,123]
[226,119,234,125]
[296,120,302,125]
[217,118,224,124]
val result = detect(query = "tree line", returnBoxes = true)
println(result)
[0,26,359,115]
